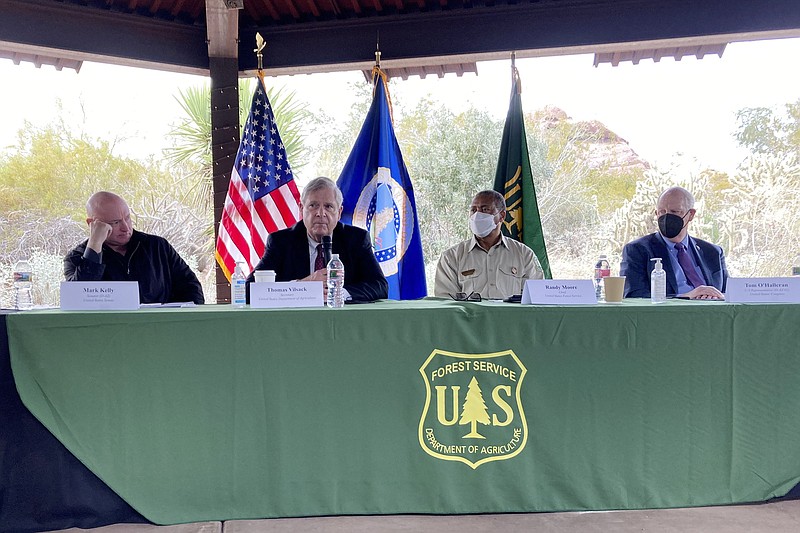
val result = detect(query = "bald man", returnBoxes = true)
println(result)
[620,186,727,300]
[64,191,204,304]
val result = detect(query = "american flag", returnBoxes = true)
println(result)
[215,76,301,280]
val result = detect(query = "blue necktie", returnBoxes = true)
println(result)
[674,242,704,288]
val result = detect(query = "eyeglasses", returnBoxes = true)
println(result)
[449,292,482,302]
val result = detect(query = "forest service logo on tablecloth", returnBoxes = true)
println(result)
[418,349,527,469]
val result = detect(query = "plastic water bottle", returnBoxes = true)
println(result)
[327,253,345,309]
[650,257,667,304]
[13,259,34,310]
[594,254,610,300]
[231,263,247,308]
[793,254,800,276]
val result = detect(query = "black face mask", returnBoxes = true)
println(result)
[658,213,688,239]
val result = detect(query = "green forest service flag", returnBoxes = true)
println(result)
[493,67,552,278]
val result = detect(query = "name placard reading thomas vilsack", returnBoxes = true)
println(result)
[521,279,597,305]
[60,281,140,310]
[249,281,324,308]
[725,277,800,303]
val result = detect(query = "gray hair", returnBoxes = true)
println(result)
[473,190,506,212]
[301,177,343,207]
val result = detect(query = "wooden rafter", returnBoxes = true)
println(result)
[304,0,321,17]
[170,0,187,17]
[189,0,204,19]
[281,0,302,19]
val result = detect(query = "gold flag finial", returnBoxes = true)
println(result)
[254,33,266,71]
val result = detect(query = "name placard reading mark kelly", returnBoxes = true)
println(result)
[522,279,597,305]
[60,281,140,310]
[249,281,324,308]
[725,277,800,303]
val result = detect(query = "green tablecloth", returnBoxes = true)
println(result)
[8,299,800,524]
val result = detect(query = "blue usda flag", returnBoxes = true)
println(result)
[336,67,427,300]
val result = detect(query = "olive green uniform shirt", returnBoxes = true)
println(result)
[434,235,543,299]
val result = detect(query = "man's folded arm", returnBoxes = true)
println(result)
[63,247,105,281]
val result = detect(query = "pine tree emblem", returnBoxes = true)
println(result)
[459,376,491,439]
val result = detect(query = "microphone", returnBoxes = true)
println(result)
[321,235,332,265]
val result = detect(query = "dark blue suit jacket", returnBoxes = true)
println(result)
[620,233,728,298]
[247,221,388,302]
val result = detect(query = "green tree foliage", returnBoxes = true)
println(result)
[0,123,214,303]
[734,99,800,159]
[401,102,504,269]
[164,79,312,210]
[0,124,146,220]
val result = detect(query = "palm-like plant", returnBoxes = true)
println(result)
[165,78,310,210]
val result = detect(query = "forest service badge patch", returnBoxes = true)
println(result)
[418,349,528,469]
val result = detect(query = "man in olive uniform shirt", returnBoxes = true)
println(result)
[434,190,543,299]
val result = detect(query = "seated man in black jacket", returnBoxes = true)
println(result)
[64,191,205,304]
[247,177,388,302]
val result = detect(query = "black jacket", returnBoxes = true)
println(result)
[247,221,388,302]
[64,230,205,304]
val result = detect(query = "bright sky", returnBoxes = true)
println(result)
[1,36,799,177]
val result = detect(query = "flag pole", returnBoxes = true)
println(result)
[511,50,521,94]
[375,31,381,69]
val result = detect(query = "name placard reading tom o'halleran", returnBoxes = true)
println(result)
[725,277,800,303]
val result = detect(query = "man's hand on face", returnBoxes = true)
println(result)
[681,285,724,300]
[300,268,329,299]
[87,218,112,253]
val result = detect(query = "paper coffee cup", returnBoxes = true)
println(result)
[603,276,626,303]
[254,270,276,283]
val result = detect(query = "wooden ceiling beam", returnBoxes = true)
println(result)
[237,0,800,72]
[0,0,207,70]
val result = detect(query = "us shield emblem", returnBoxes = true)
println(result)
[418,349,527,469]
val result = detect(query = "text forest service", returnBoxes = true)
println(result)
[418,349,528,469]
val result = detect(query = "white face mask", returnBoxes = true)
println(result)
[469,212,498,238]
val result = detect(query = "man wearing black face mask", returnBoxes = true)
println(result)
[620,187,727,299]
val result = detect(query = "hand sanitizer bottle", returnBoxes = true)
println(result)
[650,257,667,304]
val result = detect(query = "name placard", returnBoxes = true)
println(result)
[249,281,324,308]
[521,279,597,305]
[60,282,140,310]
[725,277,800,303]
